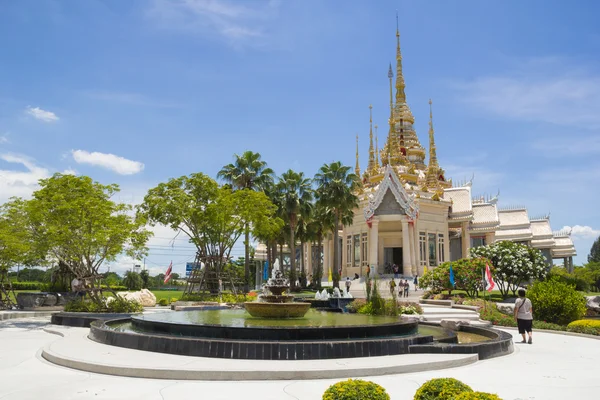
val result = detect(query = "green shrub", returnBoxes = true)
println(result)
[477,301,516,327]
[398,301,423,315]
[346,299,366,313]
[455,392,502,400]
[533,321,566,331]
[157,298,169,306]
[322,379,390,400]
[548,267,590,292]
[414,378,473,400]
[528,279,587,325]
[170,297,178,304]
[64,297,143,313]
[181,293,251,303]
[11,281,43,290]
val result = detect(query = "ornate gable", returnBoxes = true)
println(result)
[364,165,419,221]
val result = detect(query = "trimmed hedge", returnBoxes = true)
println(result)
[323,379,390,400]
[64,297,143,313]
[414,378,473,400]
[11,281,43,290]
[567,319,600,335]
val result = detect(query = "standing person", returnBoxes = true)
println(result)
[389,278,397,296]
[345,277,352,294]
[514,289,534,344]
[71,277,84,298]
[393,264,399,279]
[413,275,419,291]
[403,279,410,297]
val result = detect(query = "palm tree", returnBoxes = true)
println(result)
[217,151,274,293]
[314,161,359,288]
[305,201,333,289]
[276,170,313,290]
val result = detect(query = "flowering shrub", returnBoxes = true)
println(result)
[567,319,600,335]
[65,297,143,313]
[346,299,366,313]
[455,392,502,400]
[398,301,423,315]
[528,279,587,325]
[414,378,473,400]
[322,379,390,400]
[419,257,494,296]
[471,241,547,298]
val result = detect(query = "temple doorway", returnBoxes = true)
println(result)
[383,247,403,274]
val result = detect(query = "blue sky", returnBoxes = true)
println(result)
[1,0,599,275]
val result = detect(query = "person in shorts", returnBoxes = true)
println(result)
[514,289,533,344]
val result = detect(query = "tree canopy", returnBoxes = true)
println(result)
[138,173,282,287]
[23,174,151,301]
[589,236,600,264]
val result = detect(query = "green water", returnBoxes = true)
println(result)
[134,309,401,328]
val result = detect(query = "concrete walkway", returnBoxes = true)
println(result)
[1,316,599,399]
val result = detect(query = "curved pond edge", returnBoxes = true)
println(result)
[90,317,433,360]
[51,312,135,328]
[409,323,514,360]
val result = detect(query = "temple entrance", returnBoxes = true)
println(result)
[383,247,403,274]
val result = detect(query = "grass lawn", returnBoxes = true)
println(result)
[437,289,506,302]
[4,289,186,304]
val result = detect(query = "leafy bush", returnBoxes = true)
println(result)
[346,299,366,313]
[421,290,433,299]
[414,378,473,400]
[528,279,587,325]
[64,297,143,313]
[157,298,169,306]
[548,267,590,292]
[181,293,252,303]
[170,297,178,304]
[471,241,547,298]
[11,281,43,290]
[467,300,516,327]
[123,271,143,291]
[419,258,494,297]
[455,392,502,400]
[322,379,390,400]
[398,301,423,315]
[567,319,600,336]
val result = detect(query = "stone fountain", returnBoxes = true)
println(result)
[244,261,310,318]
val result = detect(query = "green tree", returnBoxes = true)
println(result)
[305,201,332,289]
[0,199,36,281]
[123,271,143,290]
[217,151,274,293]
[23,174,151,303]
[589,236,600,263]
[104,272,122,288]
[138,173,280,294]
[314,162,359,288]
[140,269,150,288]
[276,170,313,290]
[470,241,547,298]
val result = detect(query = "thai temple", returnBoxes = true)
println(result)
[257,20,577,278]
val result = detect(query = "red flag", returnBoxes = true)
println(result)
[484,263,496,292]
[164,261,173,284]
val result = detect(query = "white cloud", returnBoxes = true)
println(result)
[0,153,50,203]
[62,168,78,175]
[0,133,9,144]
[71,150,144,175]
[562,225,600,239]
[25,106,59,122]
[455,58,600,129]
[147,0,279,46]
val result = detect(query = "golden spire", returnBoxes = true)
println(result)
[374,124,380,168]
[367,105,375,173]
[384,63,394,165]
[426,99,440,188]
[355,134,360,177]
[394,11,407,104]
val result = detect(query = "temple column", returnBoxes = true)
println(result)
[369,219,379,277]
[402,218,411,273]
[462,222,471,259]
[563,257,568,270]
[408,223,417,276]
[305,242,312,275]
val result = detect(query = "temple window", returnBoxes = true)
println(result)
[353,234,360,267]
[361,233,368,268]
[438,234,445,263]
[419,232,427,267]
[346,235,352,268]
[428,233,437,267]
[471,236,486,248]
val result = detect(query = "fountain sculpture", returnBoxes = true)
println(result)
[244,261,311,318]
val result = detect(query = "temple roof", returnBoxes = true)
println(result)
[364,164,419,221]
[495,208,532,241]
[551,233,577,258]
[530,218,556,248]
[443,187,473,219]
[469,202,499,233]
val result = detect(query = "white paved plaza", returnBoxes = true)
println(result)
[1,315,599,400]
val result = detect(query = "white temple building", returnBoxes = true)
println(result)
[256,20,577,278]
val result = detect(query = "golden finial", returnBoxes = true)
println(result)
[374,124,380,168]
[426,98,440,188]
[394,14,406,104]
[367,105,375,173]
[355,134,360,177]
